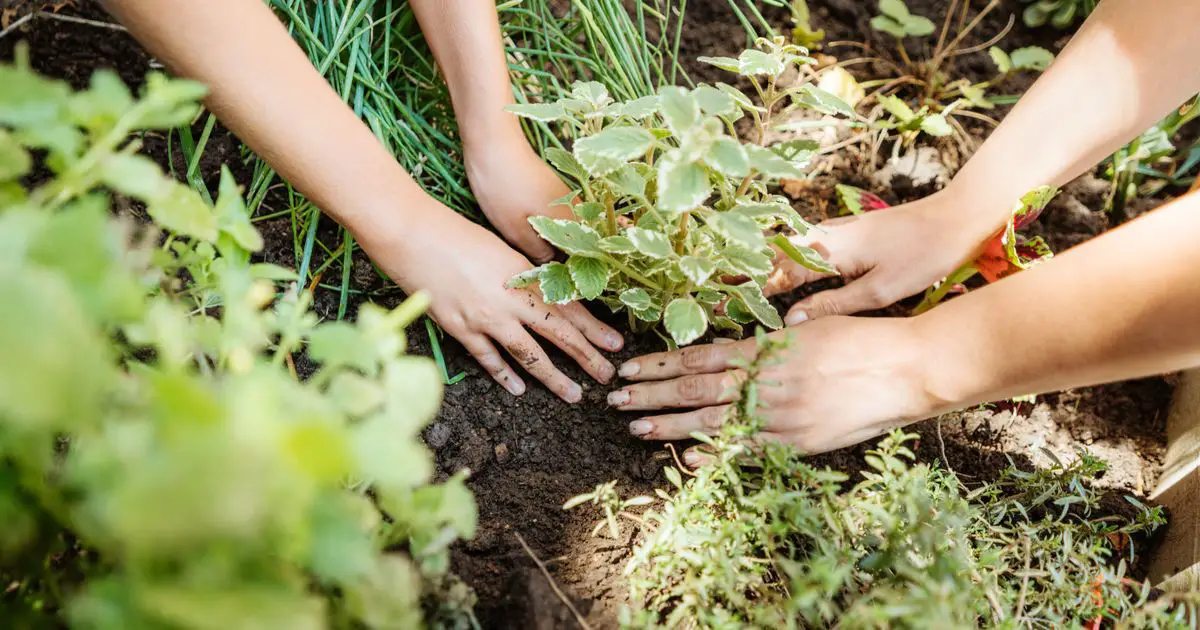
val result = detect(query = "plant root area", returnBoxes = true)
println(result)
[3,0,1183,627]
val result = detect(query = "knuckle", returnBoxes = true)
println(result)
[680,345,713,370]
[702,407,725,430]
[675,375,711,403]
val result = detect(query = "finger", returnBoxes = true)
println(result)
[524,307,616,384]
[496,326,583,403]
[557,301,624,351]
[629,405,730,440]
[616,340,753,381]
[607,370,745,411]
[785,270,895,324]
[459,334,526,396]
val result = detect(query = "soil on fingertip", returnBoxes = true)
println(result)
[3,0,1181,628]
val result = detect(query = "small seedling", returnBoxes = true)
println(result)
[563,481,653,539]
[506,38,854,346]
[1104,95,1200,219]
[870,0,936,39]
[1021,0,1097,28]
[788,0,825,48]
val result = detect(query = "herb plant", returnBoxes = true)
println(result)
[870,0,936,40]
[505,38,852,346]
[1104,95,1200,219]
[0,52,476,629]
[576,333,1186,628]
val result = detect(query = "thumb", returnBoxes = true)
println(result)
[784,275,890,324]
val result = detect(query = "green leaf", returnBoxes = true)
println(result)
[573,126,654,176]
[704,137,750,177]
[1010,46,1055,71]
[100,153,172,201]
[905,15,936,36]
[710,212,765,249]
[959,82,994,110]
[620,95,660,119]
[746,145,806,180]
[1023,3,1050,27]
[147,182,219,242]
[625,227,674,259]
[663,298,707,346]
[528,216,601,256]
[870,14,907,38]
[67,70,134,133]
[879,0,911,20]
[659,86,701,135]
[567,256,608,300]
[988,46,1014,73]
[545,147,587,181]
[737,49,785,77]
[538,262,578,304]
[771,234,837,275]
[794,84,855,117]
[920,113,953,137]
[599,235,638,254]
[572,201,604,221]
[657,156,710,212]
[571,81,611,108]
[0,64,71,127]
[504,102,567,122]
[878,94,916,121]
[607,164,648,198]
[215,167,263,253]
[721,245,773,278]
[716,82,761,113]
[696,56,741,73]
[692,85,737,118]
[678,256,716,285]
[730,283,783,329]
[506,266,543,289]
[619,288,652,311]
[136,74,206,129]
[0,129,31,181]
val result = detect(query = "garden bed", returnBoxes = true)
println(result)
[0,0,1183,627]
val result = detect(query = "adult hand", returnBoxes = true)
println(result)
[765,188,1002,324]
[466,139,574,264]
[606,317,943,463]
[356,200,622,402]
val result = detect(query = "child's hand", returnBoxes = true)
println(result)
[466,139,574,263]
[354,198,623,402]
[765,188,1004,323]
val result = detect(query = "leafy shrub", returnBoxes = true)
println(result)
[571,334,1189,628]
[505,38,852,346]
[0,49,476,629]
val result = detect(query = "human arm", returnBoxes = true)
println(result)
[101,0,623,401]
[607,190,1200,458]
[772,0,1200,323]
[409,0,574,263]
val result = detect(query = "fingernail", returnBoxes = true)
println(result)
[565,382,583,403]
[683,451,701,468]
[618,362,640,378]
[629,420,653,437]
[785,310,809,326]
[598,362,616,384]
[503,374,526,396]
[606,332,624,351]
[607,389,630,406]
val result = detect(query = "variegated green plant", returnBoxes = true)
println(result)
[505,38,853,346]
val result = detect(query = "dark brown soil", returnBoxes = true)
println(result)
[2,1,1178,629]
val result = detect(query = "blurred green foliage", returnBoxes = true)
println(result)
[0,49,476,629]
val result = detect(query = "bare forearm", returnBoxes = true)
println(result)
[921,192,1200,409]
[948,0,1200,240]
[102,0,433,238]
[409,0,524,152]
